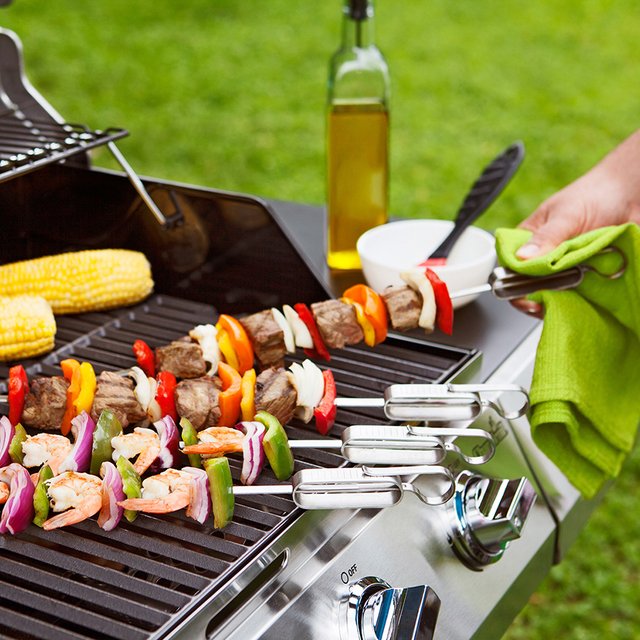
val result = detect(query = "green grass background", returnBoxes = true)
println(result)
[2,1,639,636]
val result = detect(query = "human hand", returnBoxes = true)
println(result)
[512,130,640,316]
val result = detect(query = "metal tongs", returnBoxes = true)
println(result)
[450,246,627,301]
[233,465,455,508]
[288,424,496,466]
[335,383,529,422]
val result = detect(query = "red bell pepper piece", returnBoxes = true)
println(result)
[293,303,330,362]
[132,339,155,377]
[8,365,28,426]
[155,371,178,420]
[425,268,454,335]
[313,369,337,435]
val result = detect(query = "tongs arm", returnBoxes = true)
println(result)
[451,246,627,301]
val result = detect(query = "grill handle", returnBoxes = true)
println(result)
[106,141,184,229]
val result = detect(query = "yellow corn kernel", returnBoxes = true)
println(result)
[0,295,56,361]
[0,249,154,314]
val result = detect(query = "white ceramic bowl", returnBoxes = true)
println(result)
[357,219,497,309]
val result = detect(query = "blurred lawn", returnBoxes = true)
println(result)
[2,1,639,637]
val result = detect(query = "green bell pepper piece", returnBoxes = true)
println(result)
[116,456,142,523]
[32,465,54,528]
[90,409,123,476]
[8,423,27,464]
[255,410,294,481]
[179,417,202,469]
[204,457,234,529]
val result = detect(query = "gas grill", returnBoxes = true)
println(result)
[0,21,598,640]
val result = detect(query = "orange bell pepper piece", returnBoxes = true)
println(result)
[60,359,81,435]
[218,362,242,427]
[217,314,254,374]
[342,284,388,345]
[240,368,257,421]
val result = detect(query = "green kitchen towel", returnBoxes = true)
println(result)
[495,223,640,499]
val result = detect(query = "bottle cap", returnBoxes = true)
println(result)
[348,0,369,21]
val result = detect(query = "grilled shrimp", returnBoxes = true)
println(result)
[42,471,102,531]
[118,468,192,514]
[181,426,244,456]
[111,427,161,475]
[0,481,8,505]
[22,433,72,475]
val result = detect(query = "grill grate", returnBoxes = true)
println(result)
[0,112,127,183]
[0,294,475,640]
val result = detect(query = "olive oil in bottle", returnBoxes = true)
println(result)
[326,0,390,270]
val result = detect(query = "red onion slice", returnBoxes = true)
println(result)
[149,415,179,474]
[98,461,125,531]
[183,467,211,524]
[0,416,15,468]
[0,463,35,535]
[236,421,266,486]
[58,411,95,473]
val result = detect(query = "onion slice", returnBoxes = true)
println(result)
[98,461,125,531]
[401,271,437,332]
[189,324,220,375]
[0,463,35,535]
[236,421,266,485]
[0,416,15,467]
[287,359,325,423]
[58,411,95,473]
[271,308,296,353]
[283,304,314,349]
[183,467,211,523]
[146,377,162,422]
[149,415,180,474]
[130,366,152,411]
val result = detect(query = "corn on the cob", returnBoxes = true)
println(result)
[0,295,56,361]
[0,249,154,314]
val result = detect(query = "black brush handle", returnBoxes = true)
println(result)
[427,141,525,261]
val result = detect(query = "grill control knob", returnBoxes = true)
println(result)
[342,576,441,640]
[448,471,537,570]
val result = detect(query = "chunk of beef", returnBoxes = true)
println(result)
[175,377,221,430]
[239,310,286,369]
[156,339,206,379]
[381,285,421,331]
[254,367,297,426]
[310,299,363,349]
[91,371,146,428]
[21,376,69,431]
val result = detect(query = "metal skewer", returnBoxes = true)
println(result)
[287,424,496,466]
[335,383,529,422]
[232,465,456,508]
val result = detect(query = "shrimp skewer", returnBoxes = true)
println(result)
[118,468,193,514]
[111,427,161,475]
[21,433,73,476]
[42,471,103,531]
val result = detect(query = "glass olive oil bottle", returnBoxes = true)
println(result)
[326,0,390,270]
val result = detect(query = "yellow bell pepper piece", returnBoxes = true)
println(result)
[240,368,257,421]
[216,327,240,371]
[73,362,97,416]
[342,298,376,347]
